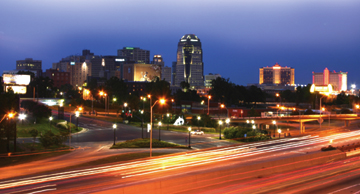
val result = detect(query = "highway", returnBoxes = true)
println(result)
[3,129,360,193]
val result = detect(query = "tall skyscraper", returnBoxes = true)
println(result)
[174,34,204,87]
[117,47,150,64]
[259,63,295,85]
[313,68,347,91]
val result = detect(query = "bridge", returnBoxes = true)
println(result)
[227,114,359,134]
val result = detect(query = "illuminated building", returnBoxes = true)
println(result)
[205,73,221,88]
[117,47,150,64]
[174,34,204,87]
[91,56,125,79]
[44,69,70,88]
[312,68,347,92]
[259,63,295,85]
[16,58,42,77]
[153,55,171,84]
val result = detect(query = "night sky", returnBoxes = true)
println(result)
[1,0,359,86]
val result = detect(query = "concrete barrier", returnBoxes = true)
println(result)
[96,150,346,194]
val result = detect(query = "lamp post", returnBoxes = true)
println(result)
[19,113,26,125]
[49,116,53,132]
[319,95,326,130]
[220,104,229,118]
[158,121,162,141]
[278,129,282,138]
[149,96,166,157]
[99,91,107,113]
[207,95,211,115]
[272,120,277,137]
[141,110,144,138]
[124,102,128,117]
[197,116,201,130]
[219,120,223,140]
[276,93,281,106]
[113,124,117,145]
[167,113,170,130]
[225,118,230,129]
[188,127,191,148]
[75,111,80,130]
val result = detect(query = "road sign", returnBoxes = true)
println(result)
[147,124,151,132]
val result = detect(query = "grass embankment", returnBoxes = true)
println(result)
[17,118,82,137]
[0,143,70,167]
[81,114,123,123]
[111,138,189,149]
[130,122,218,134]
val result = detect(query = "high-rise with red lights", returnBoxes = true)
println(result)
[312,68,347,92]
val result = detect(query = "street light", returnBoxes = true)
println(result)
[225,118,230,128]
[208,95,211,115]
[149,97,166,157]
[252,125,256,130]
[167,113,170,130]
[188,127,191,148]
[276,93,282,105]
[49,116,53,132]
[99,91,108,113]
[75,111,80,130]
[124,102,128,116]
[272,120,277,137]
[218,120,223,140]
[158,121,162,141]
[19,113,26,125]
[278,129,282,138]
[220,104,229,118]
[197,116,201,130]
[113,124,117,145]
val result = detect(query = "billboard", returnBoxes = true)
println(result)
[5,86,27,94]
[134,64,161,82]
[3,74,31,85]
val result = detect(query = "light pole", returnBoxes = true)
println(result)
[218,120,223,140]
[207,95,211,115]
[19,113,26,125]
[124,102,128,117]
[225,118,230,129]
[197,116,201,130]
[49,116,53,132]
[141,110,144,138]
[319,95,327,130]
[272,120,277,137]
[113,124,117,145]
[278,129,282,138]
[220,104,229,118]
[75,111,80,130]
[99,91,107,113]
[188,127,191,148]
[276,93,282,106]
[158,121,162,141]
[167,113,170,130]
[150,97,166,157]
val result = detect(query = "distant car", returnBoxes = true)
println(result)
[191,130,204,135]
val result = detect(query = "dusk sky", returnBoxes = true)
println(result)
[1,0,359,86]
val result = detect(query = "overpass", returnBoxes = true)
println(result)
[227,114,359,134]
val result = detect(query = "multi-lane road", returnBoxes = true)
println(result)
[3,125,360,193]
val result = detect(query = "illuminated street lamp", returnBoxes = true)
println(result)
[149,97,166,157]
[188,127,192,148]
[124,102,128,116]
[167,113,170,130]
[75,111,80,130]
[19,113,26,125]
[278,129,282,138]
[272,120,277,137]
[219,120,223,140]
[99,91,108,113]
[220,104,229,117]
[252,125,256,130]
[225,118,230,128]
[158,121,162,141]
[141,110,144,138]
[276,93,282,105]
[207,95,211,115]
[49,116,53,132]
[197,116,201,130]
[113,124,117,145]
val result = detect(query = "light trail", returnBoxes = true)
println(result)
[2,131,360,192]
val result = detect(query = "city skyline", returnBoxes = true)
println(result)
[1,0,359,86]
